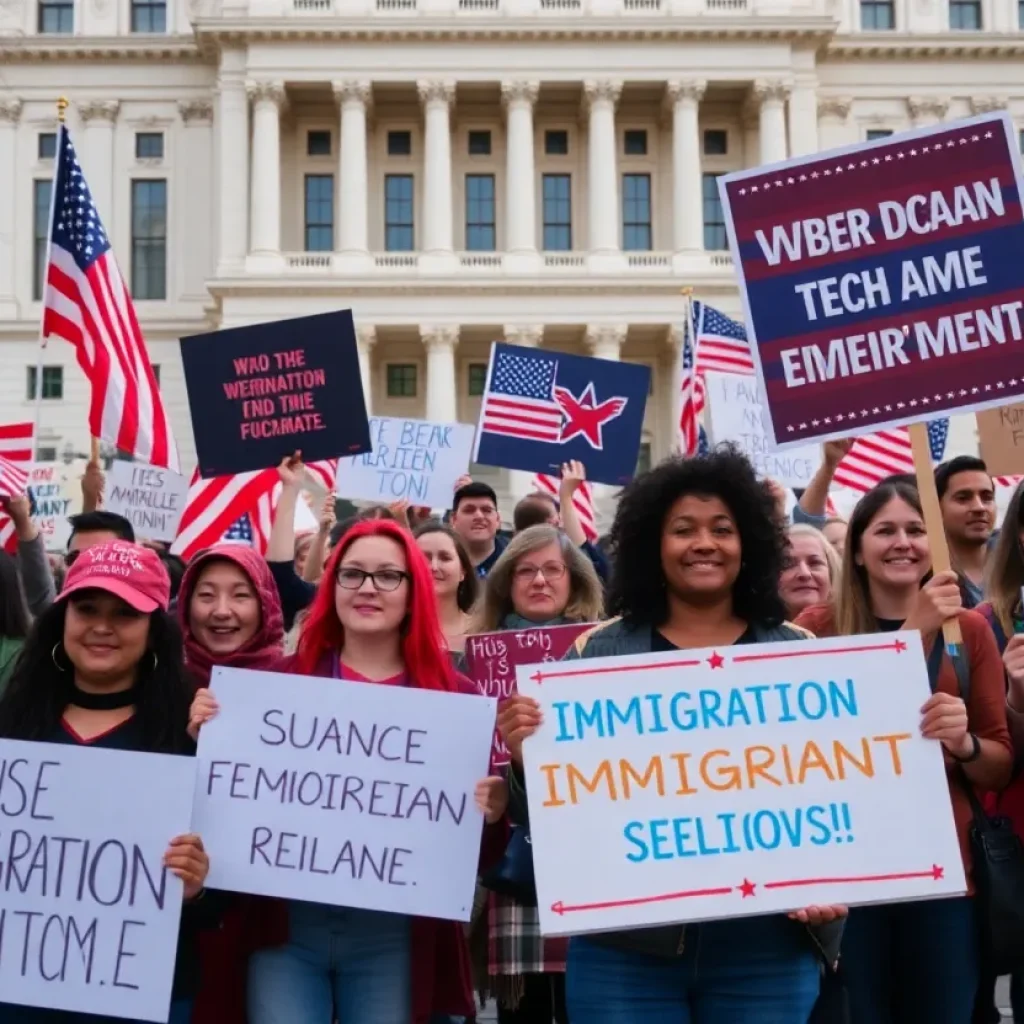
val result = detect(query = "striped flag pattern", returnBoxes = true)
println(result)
[0,423,34,499]
[532,473,599,543]
[832,430,914,492]
[41,125,178,471]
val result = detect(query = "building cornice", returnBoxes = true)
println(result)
[0,35,205,62]
[825,32,1024,58]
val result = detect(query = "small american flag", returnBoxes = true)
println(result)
[833,430,914,492]
[0,422,34,499]
[42,125,178,472]
[927,419,950,463]
[222,514,254,544]
[480,350,563,443]
[532,473,598,543]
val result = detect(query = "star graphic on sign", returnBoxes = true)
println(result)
[708,651,725,670]
[552,382,629,450]
[739,878,757,898]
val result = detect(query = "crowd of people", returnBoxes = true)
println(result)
[0,440,1022,1024]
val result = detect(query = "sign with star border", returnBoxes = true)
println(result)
[719,111,1024,451]
[472,341,650,486]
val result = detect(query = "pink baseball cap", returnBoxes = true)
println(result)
[59,541,171,613]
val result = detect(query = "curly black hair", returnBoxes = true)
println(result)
[606,444,788,627]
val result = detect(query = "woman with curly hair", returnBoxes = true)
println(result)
[496,447,845,1023]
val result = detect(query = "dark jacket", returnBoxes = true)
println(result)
[509,616,845,967]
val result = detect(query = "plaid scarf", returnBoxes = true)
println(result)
[486,892,567,1006]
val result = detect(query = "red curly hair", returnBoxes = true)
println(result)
[295,518,457,691]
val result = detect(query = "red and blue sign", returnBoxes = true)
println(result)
[720,112,1024,449]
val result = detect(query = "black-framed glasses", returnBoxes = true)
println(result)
[336,567,409,592]
[513,561,568,583]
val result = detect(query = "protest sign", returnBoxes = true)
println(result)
[473,342,650,486]
[977,403,1024,476]
[194,666,497,921]
[27,463,79,551]
[336,417,476,508]
[0,740,195,1021]
[516,632,965,937]
[704,372,822,488]
[464,622,595,767]
[180,309,371,478]
[106,461,189,542]
[719,112,1024,450]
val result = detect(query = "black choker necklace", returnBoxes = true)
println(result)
[70,685,138,711]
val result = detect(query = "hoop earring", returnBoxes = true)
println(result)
[51,643,68,673]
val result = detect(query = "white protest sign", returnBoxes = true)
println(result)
[28,463,80,551]
[517,632,965,937]
[194,666,497,921]
[704,372,822,488]
[336,417,476,508]
[0,740,195,1022]
[106,462,190,543]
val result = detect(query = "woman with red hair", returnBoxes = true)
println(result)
[190,519,507,1024]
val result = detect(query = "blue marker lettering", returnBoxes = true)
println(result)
[623,821,649,863]
[552,702,574,742]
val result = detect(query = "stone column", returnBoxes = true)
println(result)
[422,324,459,423]
[907,97,949,128]
[501,80,540,273]
[504,325,544,501]
[247,80,285,268]
[816,96,852,153]
[177,99,215,297]
[333,80,371,271]
[788,79,819,156]
[0,98,21,317]
[356,325,376,415]
[77,100,119,228]
[754,80,789,165]
[584,79,623,270]
[417,80,456,272]
[216,72,249,275]
[667,80,705,254]
[970,96,1010,116]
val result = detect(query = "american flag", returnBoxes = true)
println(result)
[222,514,255,544]
[0,422,34,499]
[42,125,178,472]
[833,419,951,493]
[927,419,950,463]
[480,350,563,443]
[532,473,598,543]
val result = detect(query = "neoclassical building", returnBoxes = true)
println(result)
[0,0,1020,507]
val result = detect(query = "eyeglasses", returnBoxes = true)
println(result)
[336,567,409,592]
[513,561,568,583]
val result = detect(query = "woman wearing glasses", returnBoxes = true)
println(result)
[471,524,603,1024]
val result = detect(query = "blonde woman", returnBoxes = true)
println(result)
[779,523,841,620]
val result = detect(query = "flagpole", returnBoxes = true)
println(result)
[676,286,696,457]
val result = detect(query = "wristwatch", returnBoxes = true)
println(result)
[952,732,981,764]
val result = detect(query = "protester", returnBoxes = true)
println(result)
[0,541,213,1024]
[293,530,316,577]
[451,480,507,578]
[796,480,1013,1024]
[796,439,854,527]
[497,448,846,1023]
[415,522,479,652]
[188,519,508,1024]
[779,523,839,620]
[66,509,135,563]
[2,493,56,614]
[821,516,848,556]
[0,549,30,691]
[935,455,996,607]
[299,494,337,584]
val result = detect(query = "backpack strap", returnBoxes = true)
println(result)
[926,634,971,706]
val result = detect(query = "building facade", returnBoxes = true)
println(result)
[0,0,1021,508]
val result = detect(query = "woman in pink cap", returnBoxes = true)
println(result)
[0,540,213,1024]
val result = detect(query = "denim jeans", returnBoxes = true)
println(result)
[247,901,411,1024]
[566,914,821,1024]
[841,896,978,1024]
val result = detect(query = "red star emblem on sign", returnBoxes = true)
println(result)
[708,651,725,669]
[738,878,757,898]
[552,382,629,450]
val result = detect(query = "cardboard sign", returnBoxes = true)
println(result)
[0,740,195,1022]
[336,417,476,508]
[516,633,965,937]
[977,403,1024,476]
[473,342,650,486]
[180,309,371,478]
[106,461,189,543]
[719,112,1024,450]
[704,372,822,488]
[27,463,80,551]
[464,622,595,767]
[194,666,497,921]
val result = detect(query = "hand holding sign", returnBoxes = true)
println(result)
[497,694,543,765]
[902,570,964,634]
[163,834,210,900]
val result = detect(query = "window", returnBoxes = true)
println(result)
[866,129,893,141]
[384,175,414,252]
[130,179,167,301]
[860,0,894,27]
[636,441,652,476]
[130,0,165,31]
[38,133,56,160]
[702,172,726,251]
[135,132,164,160]
[386,364,417,398]
[949,0,981,27]
[304,174,334,252]
[36,446,57,462]
[542,174,572,251]
[465,174,496,251]
[307,130,331,156]
[27,366,64,400]
[33,180,51,302]
[387,131,412,157]
[623,129,648,156]
[1020,0,1023,26]
[38,0,73,32]
[622,173,652,251]
[703,130,728,156]
[544,130,569,156]
[468,130,491,156]
[467,363,487,397]
[151,364,161,386]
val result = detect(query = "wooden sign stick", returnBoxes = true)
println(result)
[908,421,963,650]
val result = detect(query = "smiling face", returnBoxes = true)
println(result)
[416,531,464,602]
[63,590,151,688]
[779,533,832,616]
[660,494,742,603]
[940,470,995,548]
[510,540,571,622]
[855,496,929,591]
[334,535,410,636]
[188,560,261,657]
[451,496,499,547]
